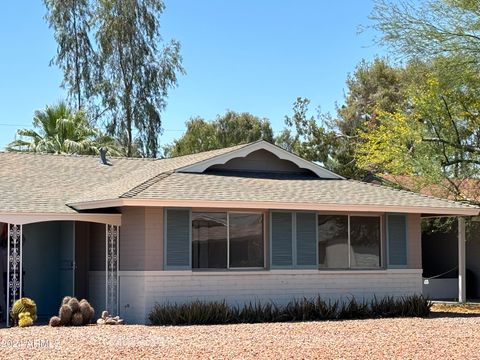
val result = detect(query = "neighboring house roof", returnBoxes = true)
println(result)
[0,140,478,216]
[369,174,480,204]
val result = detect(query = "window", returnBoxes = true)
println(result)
[192,213,227,269]
[229,213,264,268]
[318,215,381,269]
[350,216,381,268]
[192,212,264,269]
[318,215,349,268]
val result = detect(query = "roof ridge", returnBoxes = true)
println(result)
[162,141,252,160]
[120,171,174,198]
[0,151,155,161]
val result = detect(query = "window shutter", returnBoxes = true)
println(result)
[165,209,191,269]
[388,214,407,267]
[296,212,317,267]
[271,212,293,267]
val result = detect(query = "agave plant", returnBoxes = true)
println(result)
[7,101,123,155]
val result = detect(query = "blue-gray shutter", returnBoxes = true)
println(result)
[388,214,407,267]
[271,212,293,267]
[296,212,317,267]
[165,209,191,269]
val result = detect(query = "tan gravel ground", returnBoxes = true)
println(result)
[1,315,480,359]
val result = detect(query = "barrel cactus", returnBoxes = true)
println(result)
[11,298,37,326]
[49,316,61,327]
[68,297,80,313]
[59,304,73,325]
[50,296,95,327]
[79,300,95,325]
[71,312,84,326]
[18,312,34,328]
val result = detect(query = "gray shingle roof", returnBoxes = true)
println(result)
[0,141,477,215]
[0,144,249,213]
[130,172,477,211]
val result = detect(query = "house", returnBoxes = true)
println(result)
[0,140,478,325]
[365,174,480,300]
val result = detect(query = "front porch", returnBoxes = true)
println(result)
[0,214,120,327]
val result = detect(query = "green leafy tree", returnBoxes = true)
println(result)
[44,0,184,157]
[356,59,480,204]
[96,0,184,158]
[281,59,409,179]
[371,0,480,68]
[44,0,94,112]
[7,102,122,155]
[164,111,274,157]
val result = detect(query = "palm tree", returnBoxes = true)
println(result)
[7,102,123,155]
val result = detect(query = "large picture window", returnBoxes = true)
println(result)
[192,213,227,269]
[192,212,264,269]
[318,215,381,269]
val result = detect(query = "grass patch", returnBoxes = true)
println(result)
[148,295,431,326]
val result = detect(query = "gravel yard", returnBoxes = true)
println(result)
[0,315,479,359]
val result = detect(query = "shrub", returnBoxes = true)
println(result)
[148,294,431,326]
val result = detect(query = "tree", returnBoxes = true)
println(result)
[355,58,480,204]
[164,111,274,157]
[7,102,121,155]
[371,0,480,67]
[96,0,184,158]
[44,0,184,157]
[44,0,95,112]
[281,59,409,179]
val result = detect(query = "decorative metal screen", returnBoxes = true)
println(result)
[6,223,22,327]
[106,224,119,315]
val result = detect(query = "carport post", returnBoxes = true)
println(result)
[458,217,466,303]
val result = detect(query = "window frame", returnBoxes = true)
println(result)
[317,212,384,270]
[191,210,266,271]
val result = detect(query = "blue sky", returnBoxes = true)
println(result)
[0,1,385,151]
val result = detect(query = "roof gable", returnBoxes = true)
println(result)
[175,140,344,179]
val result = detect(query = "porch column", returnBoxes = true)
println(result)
[6,224,22,327]
[105,224,119,315]
[458,217,466,303]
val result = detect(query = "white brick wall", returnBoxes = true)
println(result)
[111,269,423,324]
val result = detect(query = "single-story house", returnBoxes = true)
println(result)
[0,140,478,325]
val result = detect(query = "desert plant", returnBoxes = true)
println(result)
[18,312,34,328]
[72,312,84,326]
[49,316,61,327]
[11,298,37,326]
[338,297,371,320]
[79,300,95,325]
[148,295,431,326]
[68,298,80,313]
[52,297,95,327]
[59,304,73,325]
[62,296,72,305]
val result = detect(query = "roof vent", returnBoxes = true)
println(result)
[99,147,110,165]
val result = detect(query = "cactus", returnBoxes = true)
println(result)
[11,298,37,325]
[79,300,94,325]
[53,297,95,326]
[18,312,33,328]
[59,304,73,325]
[49,316,61,327]
[62,296,72,305]
[68,298,80,313]
[71,312,83,326]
